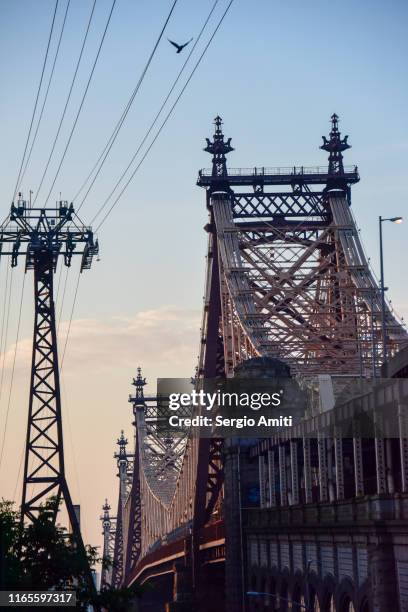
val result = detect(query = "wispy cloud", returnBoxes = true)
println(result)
[1,306,201,381]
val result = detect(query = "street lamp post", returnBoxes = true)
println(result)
[378,215,403,366]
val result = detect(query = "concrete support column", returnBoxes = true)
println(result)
[374,411,387,495]
[303,438,312,504]
[375,437,387,495]
[290,440,299,505]
[398,403,408,492]
[385,439,395,494]
[279,443,288,506]
[353,437,364,497]
[267,449,276,507]
[258,454,266,508]
[224,441,258,612]
[166,563,193,611]
[334,432,344,500]
[368,541,399,612]
[317,434,328,502]
[327,438,336,501]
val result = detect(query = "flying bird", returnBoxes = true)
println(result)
[168,37,193,54]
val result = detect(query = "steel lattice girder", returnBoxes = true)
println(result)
[111,493,124,588]
[212,190,407,375]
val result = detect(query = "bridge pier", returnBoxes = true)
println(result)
[369,539,399,612]
[224,443,245,612]
[165,562,194,611]
[224,439,259,612]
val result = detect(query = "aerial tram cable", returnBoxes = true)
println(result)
[85,0,219,220]
[74,0,179,210]
[0,275,26,472]
[0,267,11,381]
[33,0,98,205]
[0,267,13,413]
[60,271,81,371]
[57,266,70,336]
[93,0,236,231]
[41,0,117,208]
[42,0,179,412]
[32,0,98,206]
[12,0,59,202]
[58,0,224,392]
[51,0,182,407]
[18,0,72,192]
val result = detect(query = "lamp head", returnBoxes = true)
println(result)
[390,216,403,224]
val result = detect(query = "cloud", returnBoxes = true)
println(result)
[1,306,201,381]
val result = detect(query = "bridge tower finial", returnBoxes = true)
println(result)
[114,431,130,515]
[115,430,128,465]
[132,367,146,403]
[101,499,111,525]
[204,116,234,189]
[129,367,147,435]
[320,113,351,189]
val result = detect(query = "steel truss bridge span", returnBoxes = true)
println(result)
[104,115,407,608]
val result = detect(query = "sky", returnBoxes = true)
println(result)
[0,0,407,554]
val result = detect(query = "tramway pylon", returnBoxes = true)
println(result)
[0,195,98,587]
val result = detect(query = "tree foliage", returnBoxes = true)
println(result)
[0,498,142,611]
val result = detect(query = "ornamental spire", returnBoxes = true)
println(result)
[115,430,128,466]
[320,113,351,185]
[101,499,111,525]
[131,367,146,406]
[204,116,234,188]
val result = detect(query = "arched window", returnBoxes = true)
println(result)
[313,593,321,611]
[341,596,355,612]
[291,584,302,610]
[308,585,321,611]
[359,599,369,612]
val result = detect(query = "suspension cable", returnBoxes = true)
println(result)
[60,270,81,370]
[12,0,59,202]
[33,0,98,206]
[57,266,70,336]
[79,0,217,215]
[94,0,235,231]
[74,0,179,211]
[0,267,13,413]
[42,0,118,208]
[0,274,26,471]
[18,0,71,192]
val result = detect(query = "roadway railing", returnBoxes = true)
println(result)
[198,165,358,177]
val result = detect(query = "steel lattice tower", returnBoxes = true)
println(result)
[0,195,98,577]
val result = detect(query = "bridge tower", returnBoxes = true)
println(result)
[0,196,98,592]
[123,368,145,576]
[196,114,406,377]
[111,431,130,588]
[115,116,407,612]
[100,499,117,589]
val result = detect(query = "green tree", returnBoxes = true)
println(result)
[0,499,142,611]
